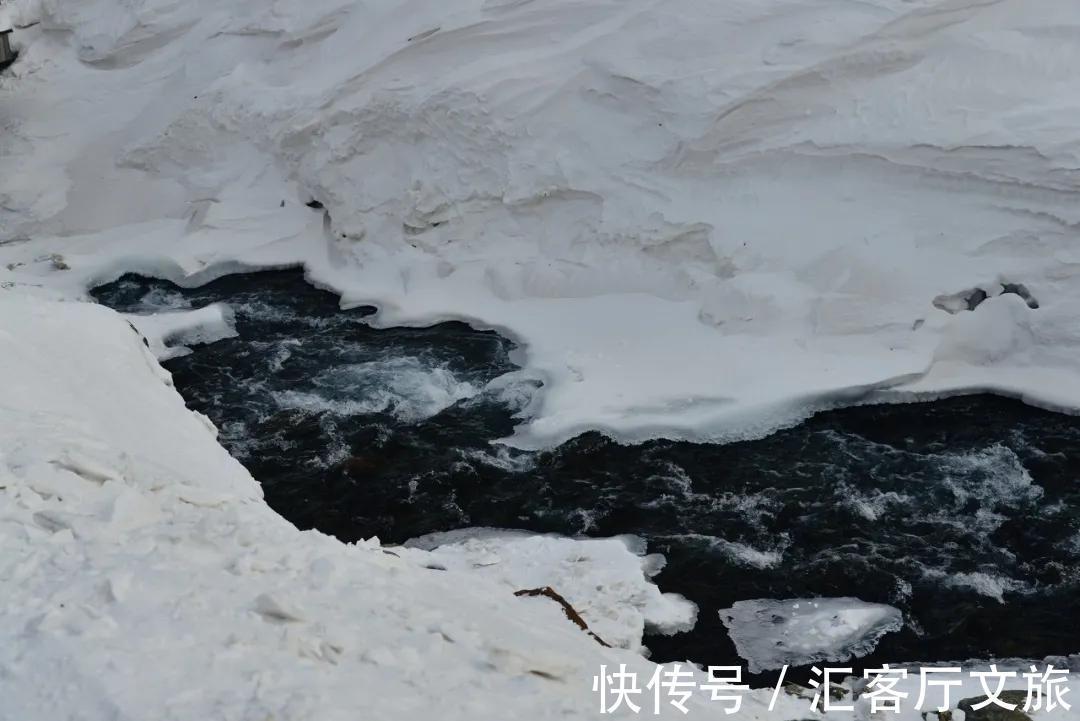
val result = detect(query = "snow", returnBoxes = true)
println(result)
[0,289,938,720]
[0,293,724,719]
[719,598,903,674]
[5,0,1080,447]
[404,528,698,652]
[127,302,237,360]
[4,0,1080,716]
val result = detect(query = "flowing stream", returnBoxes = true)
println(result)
[94,270,1080,676]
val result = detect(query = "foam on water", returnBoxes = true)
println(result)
[272,359,480,423]
[925,570,1030,604]
[937,444,1043,532]
[663,534,786,571]
[103,278,193,313]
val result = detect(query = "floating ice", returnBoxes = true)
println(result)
[719,597,903,673]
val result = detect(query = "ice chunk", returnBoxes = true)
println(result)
[126,303,237,361]
[719,597,902,673]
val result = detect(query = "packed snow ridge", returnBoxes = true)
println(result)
[4,0,1080,717]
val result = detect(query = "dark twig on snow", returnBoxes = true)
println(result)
[514,586,610,648]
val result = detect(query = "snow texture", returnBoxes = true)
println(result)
[719,597,903,674]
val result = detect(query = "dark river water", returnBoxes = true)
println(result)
[93,270,1080,679]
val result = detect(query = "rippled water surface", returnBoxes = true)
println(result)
[94,271,1080,675]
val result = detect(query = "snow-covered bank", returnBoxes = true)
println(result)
[5,0,1080,447]
[2,304,1070,719]
[0,293,710,719]
[2,300,1074,721]
[8,282,982,720]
